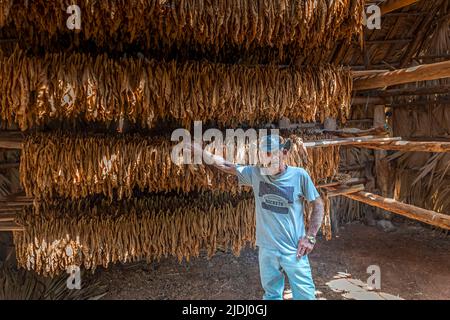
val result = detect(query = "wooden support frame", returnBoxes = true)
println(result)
[353,60,450,90]
[328,189,450,230]
[356,140,450,153]
[0,133,401,150]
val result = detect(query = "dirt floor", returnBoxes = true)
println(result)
[94,221,450,300]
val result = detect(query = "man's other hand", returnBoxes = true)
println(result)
[297,236,314,258]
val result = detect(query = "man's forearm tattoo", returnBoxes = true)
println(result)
[307,198,325,237]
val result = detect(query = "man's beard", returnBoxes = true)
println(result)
[259,157,280,176]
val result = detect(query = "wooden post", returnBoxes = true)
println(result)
[373,105,393,219]
[323,117,338,232]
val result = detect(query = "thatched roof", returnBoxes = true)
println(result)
[337,0,449,69]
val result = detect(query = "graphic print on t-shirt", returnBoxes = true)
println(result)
[258,181,294,214]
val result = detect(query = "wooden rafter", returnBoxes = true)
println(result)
[400,3,442,68]
[353,60,450,90]
[379,0,420,15]
[366,84,450,97]
[352,96,387,105]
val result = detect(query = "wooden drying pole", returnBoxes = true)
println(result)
[353,60,450,91]
[327,189,450,231]
[304,136,401,148]
[356,140,450,153]
[0,131,401,150]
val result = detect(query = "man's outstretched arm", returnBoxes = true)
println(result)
[297,197,324,258]
[191,142,238,176]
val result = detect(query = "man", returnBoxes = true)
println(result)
[192,134,324,300]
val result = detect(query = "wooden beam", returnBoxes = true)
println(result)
[335,190,450,230]
[0,213,15,222]
[366,38,413,45]
[351,70,389,77]
[0,133,402,150]
[357,140,450,153]
[352,96,386,105]
[388,98,450,108]
[353,60,450,90]
[304,136,401,148]
[317,178,367,189]
[0,162,19,169]
[383,12,426,17]
[0,132,23,149]
[416,54,450,62]
[0,221,24,232]
[327,184,365,197]
[369,85,450,97]
[340,162,374,171]
[379,0,420,15]
[0,207,25,213]
[351,63,400,70]
[322,125,389,138]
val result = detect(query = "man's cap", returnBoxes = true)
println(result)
[259,134,291,153]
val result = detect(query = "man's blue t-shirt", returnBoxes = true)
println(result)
[236,165,320,254]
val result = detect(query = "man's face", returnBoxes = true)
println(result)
[259,150,286,175]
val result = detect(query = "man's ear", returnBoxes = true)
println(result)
[283,139,292,151]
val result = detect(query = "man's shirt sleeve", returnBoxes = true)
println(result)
[300,170,320,201]
[236,165,253,187]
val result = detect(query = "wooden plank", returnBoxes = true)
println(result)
[0,213,15,222]
[353,60,450,90]
[357,140,450,153]
[304,136,401,148]
[0,221,24,232]
[352,96,386,105]
[0,162,20,169]
[366,38,413,45]
[351,70,389,77]
[0,132,23,149]
[379,0,420,15]
[322,125,389,138]
[370,84,450,97]
[0,207,24,213]
[327,184,365,197]
[317,178,367,189]
[336,190,450,230]
[388,98,450,108]
[341,163,374,171]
